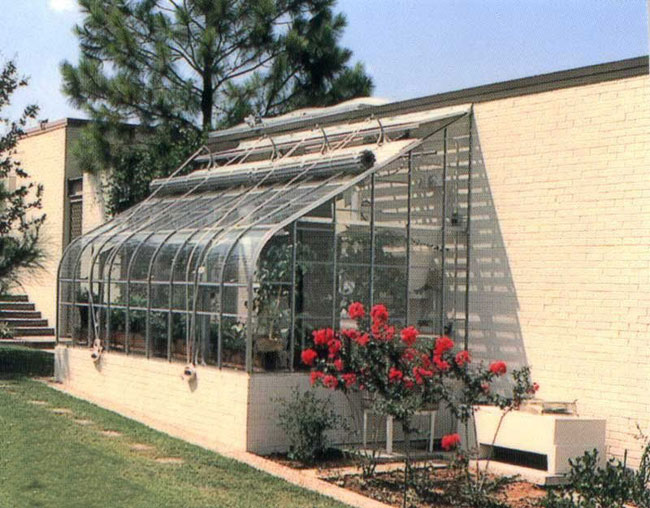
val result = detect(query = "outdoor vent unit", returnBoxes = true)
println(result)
[150,149,375,195]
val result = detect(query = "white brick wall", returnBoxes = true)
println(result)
[470,74,650,466]
[56,346,249,451]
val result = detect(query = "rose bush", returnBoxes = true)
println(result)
[301,301,538,508]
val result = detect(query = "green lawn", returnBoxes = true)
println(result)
[0,377,348,508]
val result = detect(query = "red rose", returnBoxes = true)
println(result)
[333,358,344,371]
[356,333,370,346]
[529,382,540,394]
[441,433,461,451]
[342,373,357,387]
[310,371,324,386]
[328,339,342,358]
[388,367,403,383]
[481,382,490,394]
[455,350,471,367]
[489,361,507,376]
[434,336,455,356]
[371,322,394,341]
[312,328,329,346]
[400,326,419,346]
[370,304,389,324]
[348,302,365,319]
[341,328,358,340]
[402,348,417,362]
[403,378,415,390]
[421,354,433,370]
[413,366,433,384]
[323,375,338,389]
[301,348,318,366]
[433,355,450,372]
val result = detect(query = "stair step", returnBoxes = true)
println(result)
[0,337,56,350]
[0,302,35,311]
[0,294,29,302]
[11,327,55,336]
[0,310,42,319]
[1,318,49,327]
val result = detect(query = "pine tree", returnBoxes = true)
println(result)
[62,0,373,214]
[0,60,45,294]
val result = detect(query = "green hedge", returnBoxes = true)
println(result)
[0,346,54,377]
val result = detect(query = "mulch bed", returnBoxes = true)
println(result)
[327,467,546,508]
[263,451,549,508]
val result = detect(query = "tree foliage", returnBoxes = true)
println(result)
[0,60,45,294]
[62,0,373,214]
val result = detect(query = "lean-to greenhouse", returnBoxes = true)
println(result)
[57,102,473,374]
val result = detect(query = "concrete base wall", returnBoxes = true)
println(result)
[55,346,249,451]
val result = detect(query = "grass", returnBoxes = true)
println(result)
[0,377,349,508]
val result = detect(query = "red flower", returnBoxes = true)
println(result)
[356,333,370,346]
[481,382,490,394]
[400,326,419,347]
[529,382,540,394]
[333,358,344,371]
[328,339,342,358]
[489,361,507,376]
[455,350,471,367]
[388,367,403,383]
[313,328,334,346]
[403,378,415,390]
[433,355,450,372]
[323,375,339,389]
[342,373,357,387]
[370,304,389,324]
[441,433,461,451]
[372,322,394,341]
[434,336,455,356]
[348,302,365,319]
[413,366,433,384]
[421,354,433,370]
[341,328,358,340]
[310,371,324,386]
[301,348,318,366]
[402,348,417,363]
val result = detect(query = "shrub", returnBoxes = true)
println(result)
[276,389,344,464]
[542,445,650,508]
[0,345,54,377]
[0,322,14,339]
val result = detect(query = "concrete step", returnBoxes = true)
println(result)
[1,318,49,327]
[0,310,42,319]
[11,327,55,336]
[0,337,56,350]
[0,302,35,311]
[0,294,29,302]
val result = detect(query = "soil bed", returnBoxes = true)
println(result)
[327,466,546,508]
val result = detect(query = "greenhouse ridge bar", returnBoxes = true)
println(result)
[57,103,473,373]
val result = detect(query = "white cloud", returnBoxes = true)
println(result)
[48,0,77,12]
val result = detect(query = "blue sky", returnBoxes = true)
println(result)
[1,0,648,124]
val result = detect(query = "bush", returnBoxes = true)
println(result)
[0,346,54,377]
[0,322,14,338]
[276,389,344,464]
[542,447,650,508]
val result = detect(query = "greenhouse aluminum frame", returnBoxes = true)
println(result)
[57,103,473,373]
